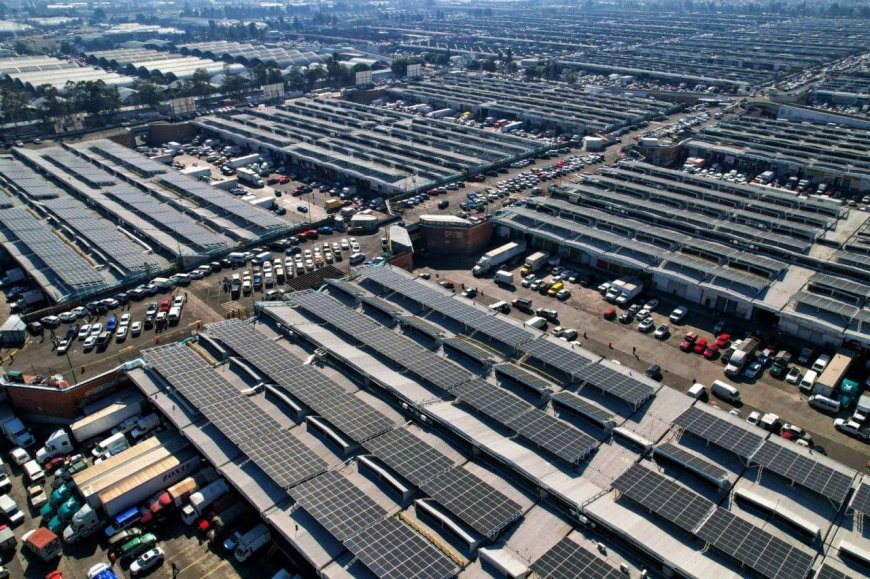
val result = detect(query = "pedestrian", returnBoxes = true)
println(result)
[632,346,636,355]
[608,342,613,349]
[583,331,587,339]
[171,562,179,578]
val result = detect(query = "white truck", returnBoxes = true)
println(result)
[181,479,230,525]
[91,433,129,460]
[853,393,870,423]
[472,241,526,276]
[494,270,514,285]
[614,279,643,307]
[520,251,549,276]
[234,523,271,562]
[725,337,760,378]
[236,167,263,187]
[0,406,35,448]
[227,153,260,169]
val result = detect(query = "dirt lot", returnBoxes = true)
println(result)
[414,255,870,472]
[0,443,293,579]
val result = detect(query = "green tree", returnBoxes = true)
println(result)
[13,41,32,55]
[189,68,213,96]
[222,73,247,99]
[0,86,30,131]
[286,67,306,92]
[135,81,163,107]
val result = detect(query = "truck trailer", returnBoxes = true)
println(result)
[725,337,760,377]
[181,479,230,525]
[813,349,855,398]
[472,241,527,276]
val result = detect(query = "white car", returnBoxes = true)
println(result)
[130,322,142,336]
[83,335,98,351]
[834,418,869,440]
[785,367,802,385]
[119,313,132,326]
[56,339,71,355]
[116,326,128,342]
[340,239,350,250]
[638,318,655,333]
[130,547,165,576]
[78,324,91,340]
[172,296,185,308]
[653,324,669,339]
[669,306,688,323]
[90,323,103,335]
[746,411,761,426]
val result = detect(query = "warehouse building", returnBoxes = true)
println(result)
[0,139,294,303]
[387,74,679,135]
[84,48,244,82]
[125,266,869,578]
[0,55,136,92]
[175,40,328,70]
[813,71,870,108]
[493,162,869,349]
[195,99,547,197]
[685,116,870,193]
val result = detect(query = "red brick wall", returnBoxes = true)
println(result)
[388,252,413,270]
[7,370,129,421]
[421,221,493,256]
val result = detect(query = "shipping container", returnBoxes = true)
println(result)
[99,450,200,517]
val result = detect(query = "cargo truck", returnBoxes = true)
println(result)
[206,502,253,543]
[226,154,260,169]
[236,167,263,187]
[0,406,35,448]
[10,289,45,311]
[22,528,62,561]
[725,337,760,377]
[520,251,549,276]
[472,241,526,276]
[74,391,146,444]
[234,523,271,562]
[494,270,514,285]
[813,349,855,398]
[181,479,230,525]
[324,199,343,212]
[852,393,870,423]
[98,450,200,517]
[614,280,643,307]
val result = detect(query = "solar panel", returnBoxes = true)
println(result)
[451,379,535,424]
[612,464,715,533]
[344,517,458,579]
[420,467,523,538]
[363,428,455,487]
[695,508,814,579]
[442,337,498,366]
[311,391,396,443]
[673,406,764,459]
[750,440,854,506]
[506,409,598,464]
[238,430,326,488]
[531,537,623,579]
[494,363,555,395]
[550,391,616,429]
[289,471,387,540]
[464,315,535,349]
[653,443,730,488]
[850,482,870,517]
[572,364,656,408]
[359,294,402,316]
[521,338,592,377]
[397,314,445,341]
[815,564,850,579]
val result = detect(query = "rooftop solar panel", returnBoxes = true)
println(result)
[506,409,598,464]
[493,363,556,395]
[344,517,459,579]
[612,464,715,533]
[521,338,592,377]
[673,406,764,459]
[442,336,498,366]
[550,391,616,429]
[850,482,870,517]
[815,564,850,579]
[452,379,535,424]
[289,470,387,541]
[420,467,523,538]
[750,440,854,506]
[531,537,623,579]
[572,364,655,408]
[695,507,814,579]
[653,443,730,488]
[363,428,455,486]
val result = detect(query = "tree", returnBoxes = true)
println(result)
[189,68,213,96]
[135,81,162,107]
[304,67,325,90]
[0,86,30,131]
[222,73,247,99]
[91,7,106,22]
[286,67,306,92]
[13,41,32,55]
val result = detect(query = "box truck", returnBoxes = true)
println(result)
[813,349,854,398]
[725,337,759,377]
[181,479,230,525]
[494,270,514,285]
[234,523,270,562]
[0,406,35,448]
[520,251,549,276]
[472,241,526,276]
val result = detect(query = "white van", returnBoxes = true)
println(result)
[171,273,191,285]
[0,494,24,526]
[687,383,707,400]
[22,460,45,484]
[488,301,510,314]
[799,370,818,393]
[711,380,740,403]
[811,354,831,373]
[524,316,548,331]
[167,306,181,324]
[808,394,841,414]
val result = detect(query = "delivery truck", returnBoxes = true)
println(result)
[206,502,253,543]
[226,154,260,169]
[234,523,270,562]
[0,406,35,448]
[813,349,855,398]
[181,479,230,525]
[494,270,514,285]
[236,167,263,187]
[520,251,549,276]
[725,337,759,377]
[472,241,526,276]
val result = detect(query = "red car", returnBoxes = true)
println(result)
[159,298,171,313]
[715,333,732,348]
[704,345,719,359]
[278,175,291,185]
[302,230,319,240]
[439,280,454,289]
[679,340,693,352]
[42,455,69,473]
[604,307,616,320]
[693,338,708,354]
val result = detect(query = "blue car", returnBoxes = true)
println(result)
[297,205,308,213]
[317,226,333,234]
[285,246,301,255]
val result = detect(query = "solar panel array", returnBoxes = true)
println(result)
[288,291,473,393]
[397,314,444,340]
[695,507,815,579]
[0,206,106,290]
[531,537,623,579]
[550,391,616,429]
[673,406,765,459]
[363,428,455,486]
[506,409,598,464]
[612,464,715,534]
[494,363,555,395]
[653,443,730,487]
[815,564,850,579]
[850,482,870,517]
[104,183,228,250]
[452,379,535,423]
[206,319,395,443]
[143,344,327,488]
[0,157,62,199]
[442,336,497,365]
[750,441,854,506]
[344,517,459,579]
[289,470,388,541]
[519,338,593,378]
[361,267,534,349]
[419,466,523,538]
[572,363,656,408]
[359,294,402,316]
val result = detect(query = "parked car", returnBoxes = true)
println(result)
[785,367,802,385]
[834,418,869,440]
[653,325,669,339]
[130,547,165,576]
[638,318,655,333]
[744,361,764,380]
[703,345,719,359]
[692,338,708,354]
[603,307,616,320]
[644,364,662,380]
[669,306,688,323]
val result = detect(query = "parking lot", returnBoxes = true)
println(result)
[0,440,291,579]
[414,256,870,471]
